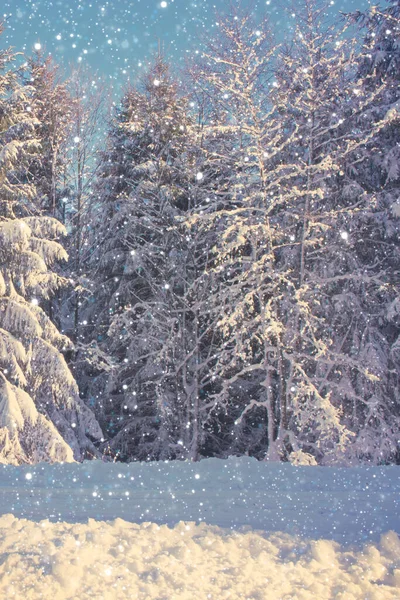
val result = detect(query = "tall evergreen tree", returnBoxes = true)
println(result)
[345,0,400,461]
[0,26,102,463]
[25,51,73,220]
[66,67,108,342]
[81,56,209,460]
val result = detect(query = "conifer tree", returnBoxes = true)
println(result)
[25,51,73,220]
[66,67,108,342]
[82,56,207,460]
[0,26,102,463]
[345,0,400,461]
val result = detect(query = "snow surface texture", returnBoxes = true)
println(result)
[1,515,400,600]
[0,458,399,599]
[1,457,398,542]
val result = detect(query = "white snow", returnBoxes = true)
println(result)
[1,515,400,599]
[0,457,399,599]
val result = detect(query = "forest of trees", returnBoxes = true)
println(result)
[0,0,399,466]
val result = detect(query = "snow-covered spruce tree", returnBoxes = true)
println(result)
[65,67,108,342]
[189,3,398,464]
[82,56,212,460]
[270,0,400,464]
[24,51,73,220]
[0,27,102,463]
[343,1,400,461]
[22,52,77,334]
[348,1,400,90]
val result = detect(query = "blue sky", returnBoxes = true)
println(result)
[2,0,373,86]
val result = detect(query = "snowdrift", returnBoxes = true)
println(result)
[0,457,399,599]
[1,515,400,599]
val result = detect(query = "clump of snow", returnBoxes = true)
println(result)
[0,514,399,599]
[288,449,318,465]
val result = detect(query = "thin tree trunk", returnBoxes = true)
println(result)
[74,110,83,342]
[299,111,314,288]
[190,311,200,461]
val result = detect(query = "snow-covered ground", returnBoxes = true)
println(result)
[0,457,399,599]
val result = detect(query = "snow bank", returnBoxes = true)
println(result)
[0,458,399,598]
[0,514,399,600]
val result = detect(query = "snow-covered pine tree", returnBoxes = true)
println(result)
[22,52,77,335]
[0,25,102,464]
[24,51,73,220]
[348,1,400,89]
[272,1,400,463]
[66,66,108,342]
[343,0,400,462]
[189,2,399,464]
[269,0,397,464]
[81,55,210,460]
